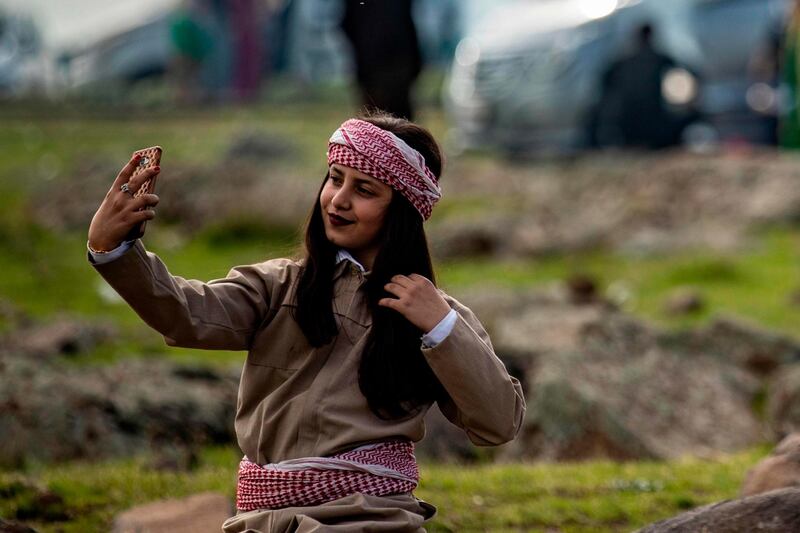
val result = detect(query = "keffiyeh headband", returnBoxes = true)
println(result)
[326,119,442,220]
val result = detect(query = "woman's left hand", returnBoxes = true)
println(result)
[379,274,452,333]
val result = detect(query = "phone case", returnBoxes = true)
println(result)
[124,146,162,241]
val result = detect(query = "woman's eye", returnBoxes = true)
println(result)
[358,188,373,195]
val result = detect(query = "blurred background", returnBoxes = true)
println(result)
[4,0,800,532]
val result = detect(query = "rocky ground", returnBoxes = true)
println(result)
[0,312,238,469]
[431,149,800,258]
[8,145,800,468]
[4,275,800,468]
[7,144,800,531]
[443,282,800,461]
[30,146,800,258]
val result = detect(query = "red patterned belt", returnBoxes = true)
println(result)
[236,440,419,511]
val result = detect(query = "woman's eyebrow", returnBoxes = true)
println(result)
[330,167,380,186]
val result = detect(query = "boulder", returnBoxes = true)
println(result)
[663,288,705,316]
[741,434,800,497]
[428,216,512,258]
[455,288,766,461]
[0,477,68,524]
[512,343,763,461]
[671,316,800,376]
[31,158,314,237]
[433,151,800,259]
[637,487,800,532]
[224,130,293,162]
[0,519,37,533]
[0,356,238,467]
[565,274,602,305]
[8,316,117,359]
[767,365,800,439]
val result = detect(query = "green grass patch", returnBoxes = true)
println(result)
[0,446,768,533]
[2,223,800,368]
[437,227,800,337]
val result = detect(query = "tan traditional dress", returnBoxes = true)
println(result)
[90,240,526,532]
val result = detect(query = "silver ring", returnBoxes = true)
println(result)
[120,183,133,196]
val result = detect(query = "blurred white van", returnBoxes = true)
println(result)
[445,0,790,153]
[0,9,48,95]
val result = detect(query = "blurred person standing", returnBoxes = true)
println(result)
[340,0,423,120]
[169,0,215,104]
[231,0,265,102]
[748,14,783,145]
[593,24,681,149]
[780,0,800,148]
[200,0,234,101]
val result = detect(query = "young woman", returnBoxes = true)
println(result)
[87,114,525,532]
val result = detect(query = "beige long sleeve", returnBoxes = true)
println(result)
[423,297,526,446]
[90,239,280,350]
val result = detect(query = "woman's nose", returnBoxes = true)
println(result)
[331,186,351,209]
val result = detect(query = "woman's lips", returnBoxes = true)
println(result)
[328,213,354,227]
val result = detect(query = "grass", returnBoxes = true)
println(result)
[2,222,799,369]
[0,98,796,531]
[437,227,800,336]
[3,97,798,344]
[0,445,769,532]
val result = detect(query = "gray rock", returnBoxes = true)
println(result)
[0,356,238,467]
[636,487,800,533]
[224,130,293,162]
[455,289,766,461]
[0,519,38,533]
[565,274,601,305]
[741,433,800,497]
[663,288,705,316]
[767,365,800,440]
[8,316,117,359]
[429,216,511,258]
[0,478,68,524]
[665,316,800,376]
[31,158,313,236]
[432,151,800,259]
[511,344,763,461]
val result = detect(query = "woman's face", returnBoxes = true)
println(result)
[320,163,393,268]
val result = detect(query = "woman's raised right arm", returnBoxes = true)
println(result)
[86,153,276,351]
[90,240,277,351]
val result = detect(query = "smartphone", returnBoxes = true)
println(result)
[124,146,162,241]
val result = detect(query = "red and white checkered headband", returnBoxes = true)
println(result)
[326,119,442,220]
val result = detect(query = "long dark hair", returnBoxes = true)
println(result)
[293,113,446,419]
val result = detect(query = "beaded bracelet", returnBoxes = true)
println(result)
[87,241,112,254]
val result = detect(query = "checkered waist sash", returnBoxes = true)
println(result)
[235,440,419,511]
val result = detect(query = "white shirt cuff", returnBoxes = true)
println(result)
[421,309,457,349]
[87,240,136,265]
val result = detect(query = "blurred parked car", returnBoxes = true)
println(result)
[0,9,48,95]
[63,13,172,90]
[445,0,790,153]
